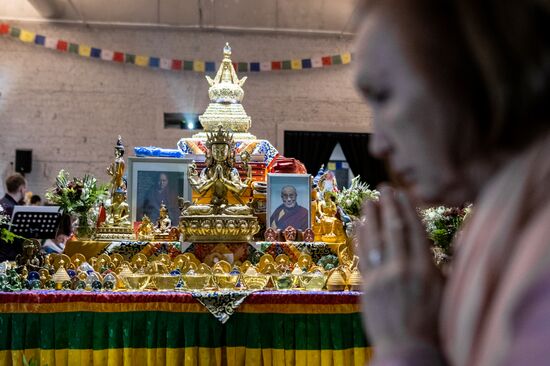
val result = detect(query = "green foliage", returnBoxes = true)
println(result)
[45,169,108,215]
[420,205,472,255]
[335,176,379,220]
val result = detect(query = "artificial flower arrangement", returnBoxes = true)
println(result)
[335,176,380,220]
[45,169,108,239]
[419,204,472,265]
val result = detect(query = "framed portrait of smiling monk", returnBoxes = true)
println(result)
[267,173,311,232]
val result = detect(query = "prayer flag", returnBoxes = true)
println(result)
[250,62,260,72]
[312,56,323,68]
[149,57,160,68]
[90,47,101,58]
[291,59,302,70]
[172,59,183,70]
[113,52,124,62]
[34,35,45,46]
[271,61,281,70]
[205,61,216,72]
[238,62,248,72]
[260,61,271,71]
[282,60,291,70]
[10,27,20,38]
[341,52,351,64]
[125,54,135,64]
[301,59,312,69]
[135,55,149,66]
[193,60,205,72]
[57,40,68,51]
[44,37,58,49]
[332,54,342,65]
[78,44,91,57]
[322,56,332,66]
[0,23,9,35]
[183,61,193,71]
[68,43,79,54]
[160,58,172,70]
[101,49,114,61]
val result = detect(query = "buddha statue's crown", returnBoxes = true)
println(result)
[206,125,235,148]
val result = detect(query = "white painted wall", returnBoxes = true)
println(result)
[0,21,372,197]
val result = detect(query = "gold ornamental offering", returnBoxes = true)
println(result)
[154,274,181,291]
[327,269,346,291]
[182,271,211,290]
[214,273,240,289]
[348,269,362,291]
[300,271,327,291]
[122,274,151,291]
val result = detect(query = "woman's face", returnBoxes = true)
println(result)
[355,11,461,204]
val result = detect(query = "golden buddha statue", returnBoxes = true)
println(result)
[184,125,253,216]
[155,203,172,234]
[179,125,259,242]
[94,136,134,241]
[316,190,346,243]
[107,136,126,197]
[107,190,131,226]
[137,215,154,241]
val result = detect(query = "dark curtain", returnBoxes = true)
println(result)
[337,133,388,188]
[284,131,338,175]
[283,130,388,188]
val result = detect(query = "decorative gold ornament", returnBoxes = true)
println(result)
[95,136,134,241]
[194,43,256,140]
[179,125,260,242]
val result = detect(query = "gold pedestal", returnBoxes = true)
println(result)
[179,214,260,242]
[94,225,135,241]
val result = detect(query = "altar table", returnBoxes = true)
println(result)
[0,291,372,366]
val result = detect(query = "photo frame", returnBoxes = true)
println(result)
[267,173,311,232]
[127,157,193,224]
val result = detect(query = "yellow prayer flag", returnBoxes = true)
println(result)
[291,59,302,70]
[135,55,149,67]
[327,162,336,171]
[78,44,91,57]
[193,60,205,72]
[19,30,35,43]
[341,52,352,64]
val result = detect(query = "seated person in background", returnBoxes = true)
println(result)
[0,173,27,262]
[270,185,309,231]
[30,195,42,206]
[41,214,72,254]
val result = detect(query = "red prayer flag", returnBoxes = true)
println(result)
[113,52,124,62]
[0,23,9,35]
[57,40,68,51]
[172,59,182,70]
[271,61,282,70]
[322,56,332,66]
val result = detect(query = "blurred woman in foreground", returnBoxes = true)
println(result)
[355,1,550,365]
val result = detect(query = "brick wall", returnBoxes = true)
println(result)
[0,22,372,197]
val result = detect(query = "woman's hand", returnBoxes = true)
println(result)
[357,186,444,358]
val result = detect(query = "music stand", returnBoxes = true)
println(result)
[9,206,62,239]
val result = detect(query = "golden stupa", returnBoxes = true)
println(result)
[193,43,256,140]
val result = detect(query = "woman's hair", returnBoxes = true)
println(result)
[362,0,550,159]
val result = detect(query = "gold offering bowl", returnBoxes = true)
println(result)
[299,273,327,291]
[241,274,270,290]
[122,274,151,291]
[214,273,240,289]
[272,273,297,290]
[154,274,181,291]
[182,273,211,290]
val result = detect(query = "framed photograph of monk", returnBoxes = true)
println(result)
[127,157,193,224]
[267,173,311,232]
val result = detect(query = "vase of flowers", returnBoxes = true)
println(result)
[45,170,108,240]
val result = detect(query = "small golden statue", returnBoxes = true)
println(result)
[137,215,155,241]
[179,125,259,242]
[107,190,131,226]
[107,136,126,197]
[154,203,172,234]
[315,190,346,243]
[94,136,134,241]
